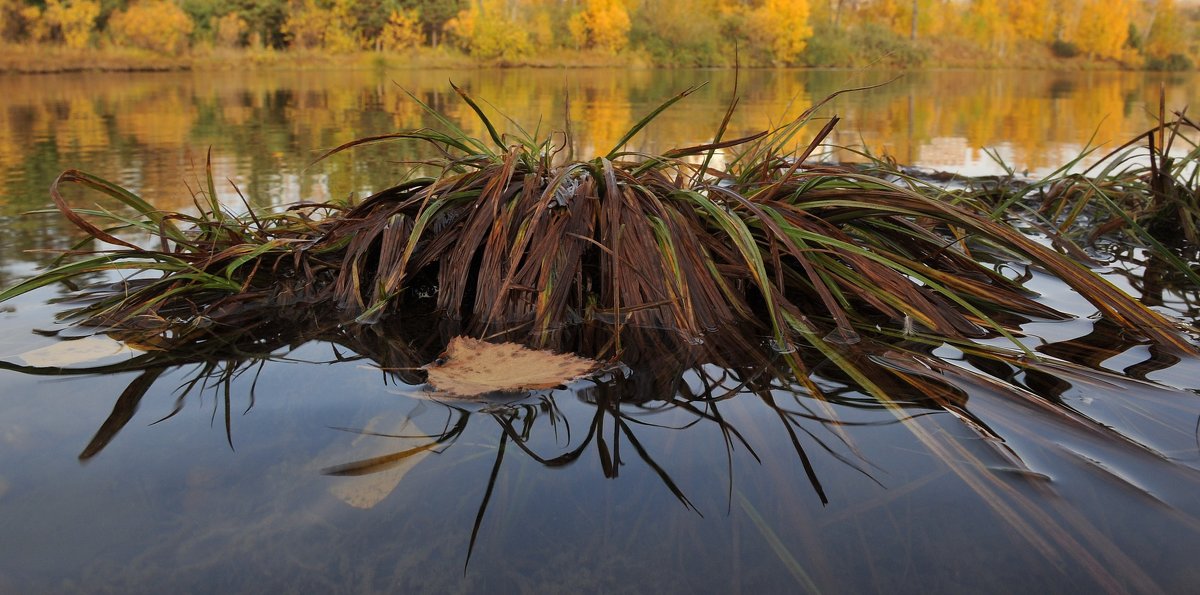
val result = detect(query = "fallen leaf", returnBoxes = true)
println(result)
[17,337,143,367]
[423,336,599,397]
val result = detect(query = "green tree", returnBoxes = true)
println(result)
[181,0,233,41]
[632,0,722,65]
[230,0,288,48]
[402,0,463,47]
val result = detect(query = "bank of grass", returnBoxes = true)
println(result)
[0,43,189,74]
[0,43,638,74]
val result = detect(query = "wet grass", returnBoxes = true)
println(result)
[0,83,1196,408]
[904,95,1200,288]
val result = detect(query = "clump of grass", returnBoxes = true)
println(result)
[1,84,1195,402]
[957,96,1200,289]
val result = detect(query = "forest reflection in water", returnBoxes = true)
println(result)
[1,253,1199,593]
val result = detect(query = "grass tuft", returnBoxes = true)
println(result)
[2,85,1196,403]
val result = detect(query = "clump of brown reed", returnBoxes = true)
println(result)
[2,84,1195,402]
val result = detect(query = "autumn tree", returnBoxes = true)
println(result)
[215,11,247,48]
[1008,0,1052,41]
[1145,0,1187,60]
[1073,0,1134,59]
[281,0,323,48]
[0,0,18,42]
[19,4,49,42]
[749,0,812,65]
[632,0,722,65]
[380,8,420,51]
[446,0,532,60]
[402,0,463,47]
[964,0,1015,54]
[340,0,406,50]
[568,0,631,53]
[279,0,359,51]
[33,0,101,49]
[322,0,360,52]
[235,0,287,48]
[107,0,195,54]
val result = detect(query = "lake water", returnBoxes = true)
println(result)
[1,68,1200,593]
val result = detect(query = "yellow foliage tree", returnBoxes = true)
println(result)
[42,0,99,49]
[750,0,812,65]
[281,0,327,50]
[531,10,553,49]
[1072,0,1133,59]
[107,0,195,54]
[281,0,361,52]
[19,5,50,43]
[446,0,532,60]
[322,0,361,53]
[215,12,247,48]
[0,0,11,41]
[965,0,1015,54]
[1145,0,1187,59]
[567,0,631,53]
[380,9,421,51]
[1008,0,1052,41]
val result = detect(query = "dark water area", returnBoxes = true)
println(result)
[2,69,1200,593]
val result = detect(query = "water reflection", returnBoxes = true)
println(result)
[3,302,1200,591]
[5,69,1200,591]
[3,69,1200,289]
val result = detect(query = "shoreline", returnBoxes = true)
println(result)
[0,44,1169,76]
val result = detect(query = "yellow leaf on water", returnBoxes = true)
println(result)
[17,337,143,367]
[423,336,599,397]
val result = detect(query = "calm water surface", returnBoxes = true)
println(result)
[1,69,1200,593]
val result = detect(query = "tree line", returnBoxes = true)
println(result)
[0,0,1194,69]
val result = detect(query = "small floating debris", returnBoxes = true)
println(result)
[423,336,599,397]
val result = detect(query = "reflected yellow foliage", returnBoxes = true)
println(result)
[54,96,108,154]
[570,79,633,156]
[0,69,1197,221]
[116,90,197,148]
